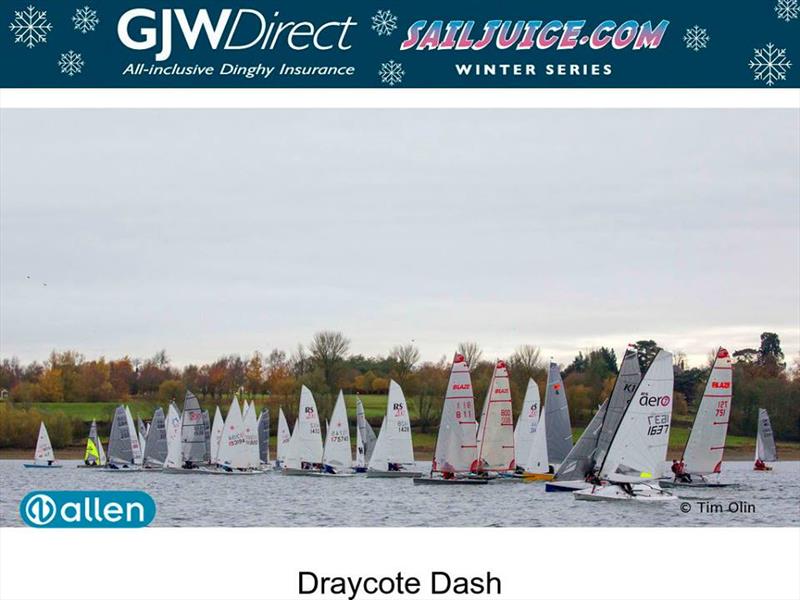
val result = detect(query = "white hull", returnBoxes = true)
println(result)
[161,466,211,475]
[659,477,734,489]
[204,468,261,476]
[413,476,489,485]
[366,469,423,478]
[574,483,677,503]
[281,468,324,476]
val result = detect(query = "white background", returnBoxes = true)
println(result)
[1,89,799,600]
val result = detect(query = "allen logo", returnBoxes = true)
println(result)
[20,491,156,528]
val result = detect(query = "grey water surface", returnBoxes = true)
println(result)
[1,459,798,527]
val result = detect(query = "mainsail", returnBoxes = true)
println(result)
[84,419,102,465]
[257,408,270,465]
[356,397,377,464]
[202,409,211,464]
[323,391,352,470]
[210,406,224,463]
[242,401,260,469]
[555,348,642,481]
[284,386,324,469]
[544,362,573,464]
[108,405,134,465]
[755,408,778,462]
[683,347,733,475]
[514,379,541,472]
[368,380,415,471]
[164,402,182,468]
[33,422,55,465]
[137,417,147,461]
[276,407,291,465]
[524,408,549,474]
[142,407,168,467]
[355,422,365,469]
[598,349,674,483]
[125,406,143,465]
[432,353,478,474]
[475,360,515,472]
[217,396,249,469]
[181,391,207,464]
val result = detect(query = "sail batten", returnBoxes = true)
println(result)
[432,353,478,474]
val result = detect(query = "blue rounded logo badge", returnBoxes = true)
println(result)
[20,491,156,528]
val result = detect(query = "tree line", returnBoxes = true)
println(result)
[1,331,797,447]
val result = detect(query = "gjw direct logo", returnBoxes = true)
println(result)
[20,491,156,528]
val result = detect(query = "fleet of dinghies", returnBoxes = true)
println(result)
[25,344,779,504]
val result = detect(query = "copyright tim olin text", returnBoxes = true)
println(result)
[680,500,756,514]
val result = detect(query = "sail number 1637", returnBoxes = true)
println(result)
[646,414,670,436]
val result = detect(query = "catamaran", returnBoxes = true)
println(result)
[354,396,377,473]
[142,407,168,469]
[754,408,777,471]
[663,347,734,487]
[275,407,291,469]
[574,349,676,502]
[546,348,641,492]
[321,391,353,475]
[473,360,515,478]
[104,405,141,470]
[163,391,210,473]
[79,419,105,467]
[367,380,421,477]
[281,386,325,475]
[23,422,61,468]
[414,353,487,485]
[507,379,550,481]
[544,361,573,468]
[257,407,271,470]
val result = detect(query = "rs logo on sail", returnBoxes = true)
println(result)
[20,491,156,528]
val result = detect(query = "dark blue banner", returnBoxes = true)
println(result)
[2,0,798,87]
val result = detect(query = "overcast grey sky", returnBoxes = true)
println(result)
[1,109,798,368]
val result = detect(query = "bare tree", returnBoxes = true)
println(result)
[290,344,309,377]
[508,344,544,379]
[457,341,483,372]
[309,331,351,390]
[390,343,420,386]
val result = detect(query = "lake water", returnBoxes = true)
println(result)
[1,460,798,527]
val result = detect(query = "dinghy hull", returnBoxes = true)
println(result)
[161,466,209,474]
[366,470,422,478]
[23,464,62,469]
[413,477,489,485]
[659,478,736,489]
[574,483,677,503]
[281,468,325,476]
[545,480,592,493]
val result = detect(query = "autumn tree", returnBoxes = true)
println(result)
[389,344,420,386]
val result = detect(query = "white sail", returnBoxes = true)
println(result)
[137,417,147,462]
[98,431,106,465]
[276,407,291,465]
[368,380,415,470]
[164,402,182,468]
[243,400,260,469]
[210,406,224,463]
[475,360,515,472]
[33,422,55,465]
[683,347,733,475]
[356,397,377,464]
[524,411,549,474]
[432,353,478,474]
[355,422,365,469]
[125,406,143,465]
[217,396,249,469]
[283,386,323,469]
[599,350,674,483]
[544,362,573,464]
[323,390,352,470]
[755,408,778,462]
[514,379,541,471]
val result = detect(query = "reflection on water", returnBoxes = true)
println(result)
[1,460,797,527]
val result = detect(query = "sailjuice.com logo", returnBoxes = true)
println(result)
[20,491,156,528]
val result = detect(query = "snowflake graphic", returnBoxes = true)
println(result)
[58,50,83,76]
[371,9,398,36]
[749,43,792,86]
[378,60,404,86]
[683,25,709,52]
[72,6,99,34]
[8,5,52,48]
[775,0,799,22]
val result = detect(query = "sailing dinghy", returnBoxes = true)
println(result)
[103,405,141,471]
[163,392,211,473]
[78,419,105,467]
[544,361,573,468]
[281,386,325,475]
[663,348,735,488]
[209,396,258,474]
[574,350,676,502]
[210,406,224,464]
[505,379,550,481]
[754,408,777,471]
[137,417,148,462]
[275,407,291,469]
[257,408,271,471]
[23,422,61,468]
[321,391,354,476]
[142,407,168,469]
[547,348,641,492]
[354,396,377,473]
[414,353,487,485]
[473,360,515,479]
[366,381,421,478]
[125,406,143,466]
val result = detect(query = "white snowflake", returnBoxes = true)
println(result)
[58,50,83,76]
[8,5,52,49]
[378,60,404,86]
[371,10,398,36]
[749,43,792,86]
[775,0,799,22]
[683,25,709,52]
[72,6,99,34]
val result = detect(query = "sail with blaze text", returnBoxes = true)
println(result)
[432,353,478,474]
[475,360,515,472]
[682,348,733,475]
